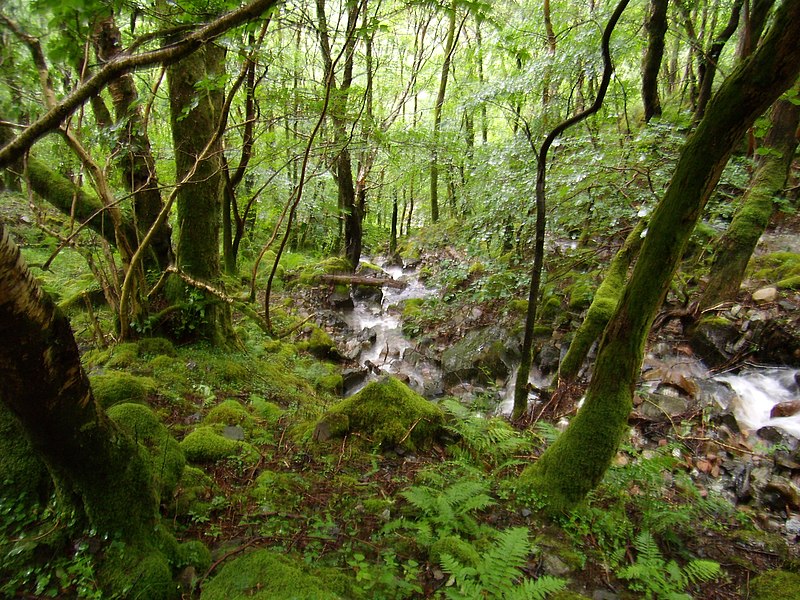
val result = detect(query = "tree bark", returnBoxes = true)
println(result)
[522,0,800,512]
[167,44,234,344]
[641,0,669,122]
[699,86,800,310]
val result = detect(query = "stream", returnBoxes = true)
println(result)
[337,259,800,441]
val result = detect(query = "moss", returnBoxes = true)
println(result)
[249,396,285,423]
[298,325,339,360]
[98,544,178,600]
[256,357,317,407]
[315,376,444,449]
[206,357,250,384]
[138,337,177,358]
[297,256,352,285]
[199,549,346,600]
[567,274,596,311]
[429,535,480,567]
[148,356,190,397]
[204,399,255,433]
[107,403,185,502]
[250,470,309,511]
[176,540,212,572]
[539,295,562,323]
[751,252,800,282]
[90,371,155,408]
[749,570,800,600]
[0,403,51,503]
[777,274,800,290]
[173,465,214,517]
[105,342,140,368]
[180,426,249,463]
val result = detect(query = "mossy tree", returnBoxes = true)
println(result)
[167,42,235,345]
[699,82,800,310]
[522,0,800,512]
[0,223,175,596]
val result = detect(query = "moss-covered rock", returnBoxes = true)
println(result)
[90,371,155,408]
[107,403,185,502]
[441,326,518,386]
[249,396,285,423]
[199,549,350,600]
[749,570,800,600]
[138,337,177,358]
[204,399,256,433]
[176,540,212,572]
[314,376,443,449]
[298,325,341,360]
[105,342,141,368]
[173,465,214,517]
[296,256,353,286]
[180,426,255,463]
[98,544,178,600]
[751,252,800,282]
[567,274,596,312]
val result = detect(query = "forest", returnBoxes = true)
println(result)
[1,0,800,597]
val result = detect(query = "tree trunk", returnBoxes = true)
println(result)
[558,219,647,383]
[167,44,234,345]
[641,0,669,122]
[699,87,800,310]
[430,2,459,223]
[521,0,800,512]
[0,224,174,596]
[94,15,174,273]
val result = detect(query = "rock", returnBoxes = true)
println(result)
[757,426,799,450]
[592,591,620,600]
[329,289,354,309]
[761,476,800,511]
[541,554,571,577]
[785,517,800,539]
[221,425,245,441]
[341,367,369,390]
[636,392,692,421]
[535,342,561,375]
[753,321,800,367]
[689,316,739,368]
[771,400,800,419]
[441,326,519,386]
[753,287,778,303]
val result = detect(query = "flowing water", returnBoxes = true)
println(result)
[341,260,442,396]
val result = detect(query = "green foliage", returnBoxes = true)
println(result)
[748,570,800,600]
[440,398,531,469]
[90,371,155,408]
[439,527,566,600]
[617,531,721,599]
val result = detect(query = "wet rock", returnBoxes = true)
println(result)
[329,289,354,309]
[753,321,800,367]
[785,517,800,539]
[352,284,383,303]
[535,342,561,375]
[341,367,369,390]
[221,425,245,441]
[592,591,620,600]
[441,326,519,386]
[770,400,800,419]
[761,476,800,511]
[636,392,692,421]
[756,426,799,450]
[689,316,739,367]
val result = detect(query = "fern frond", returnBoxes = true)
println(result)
[505,575,566,600]
[683,559,721,585]
[478,527,531,593]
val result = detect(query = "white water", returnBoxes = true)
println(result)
[715,368,800,438]
[341,259,441,395]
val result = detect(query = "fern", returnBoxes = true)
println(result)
[399,480,494,539]
[440,527,565,600]
[618,531,721,599]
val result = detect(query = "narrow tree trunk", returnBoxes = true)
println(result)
[699,88,800,310]
[641,0,669,122]
[558,219,647,383]
[522,0,800,512]
[430,2,459,223]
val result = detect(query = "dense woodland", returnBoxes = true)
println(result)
[1,0,800,597]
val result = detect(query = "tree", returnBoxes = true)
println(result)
[641,0,669,122]
[521,0,800,512]
[0,222,176,597]
[699,82,800,310]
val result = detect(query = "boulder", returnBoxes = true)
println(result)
[771,400,800,419]
[688,316,739,368]
[441,326,520,386]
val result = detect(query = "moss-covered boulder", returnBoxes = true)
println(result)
[749,570,800,600]
[298,325,342,360]
[179,426,257,463]
[441,326,519,386]
[90,371,155,408]
[567,273,596,312]
[200,549,352,600]
[296,256,353,286]
[107,403,185,502]
[98,543,178,600]
[173,465,215,517]
[137,337,178,358]
[204,399,256,434]
[313,376,443,449]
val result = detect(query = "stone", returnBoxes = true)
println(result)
[541,554,571,577]
[785,517,800,539]
[636,392,692,421]
[221,425,245,441]
[757,426,799,450]
[441,326,519,386]
[771,400,800,419]
[753,287,778,303]
[761,476,800,511]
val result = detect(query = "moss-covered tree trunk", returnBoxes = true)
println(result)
[0,223,160,542]
[522,0,800,512]
[641,0,668,122]
[167,44,234,345]
[558,219,647,383]
[699,85,800,310]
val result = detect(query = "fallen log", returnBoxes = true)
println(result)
[319,274,406,288]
